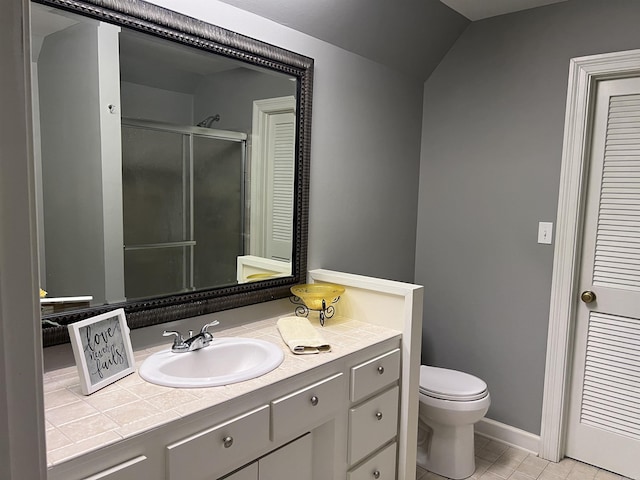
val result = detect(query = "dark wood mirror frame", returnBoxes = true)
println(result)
[36,0,312,347]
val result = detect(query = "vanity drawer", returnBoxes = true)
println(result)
[82,455,148,480]
[166,404,270,480]
[347,442,397,480]
[351,349,400,403]
[271,372,344,441]
[349,386,399,465]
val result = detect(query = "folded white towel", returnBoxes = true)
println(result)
[277,316,331,354]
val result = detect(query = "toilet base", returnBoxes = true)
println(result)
[417,421,476,480]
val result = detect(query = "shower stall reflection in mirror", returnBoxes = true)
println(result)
[121,119,247,300]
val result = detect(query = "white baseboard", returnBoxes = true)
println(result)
[475,418,540,455]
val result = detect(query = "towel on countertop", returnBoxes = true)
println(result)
[277,316,331,354]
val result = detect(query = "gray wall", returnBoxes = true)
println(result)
[38,22,107,303]
[194,68,296,133]
[122,68,295,132]
[416,0,640,435]
[307,53,422,281]
[121,82,194,125]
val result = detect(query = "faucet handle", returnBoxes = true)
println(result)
[163,330,188,352]
[200,320,220,335]
[163,330,183,341]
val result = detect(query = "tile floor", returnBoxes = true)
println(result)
[416,435,635,480]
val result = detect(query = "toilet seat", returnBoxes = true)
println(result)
[419,366,488,402]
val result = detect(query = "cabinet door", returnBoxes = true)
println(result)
[221,462,258,480]
[259,433,312,480]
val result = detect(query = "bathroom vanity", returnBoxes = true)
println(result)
[46,319,399,480]
[43,270,423,480]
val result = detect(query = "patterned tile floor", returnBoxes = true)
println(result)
[416,435,635,480]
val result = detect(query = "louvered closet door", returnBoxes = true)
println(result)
[566,77,640,479]
[265,111,295,261]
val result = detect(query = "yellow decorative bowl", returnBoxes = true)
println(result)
[246,273,276,281]
[290,283,345,311]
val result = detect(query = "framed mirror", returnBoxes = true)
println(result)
[32,0,313,347]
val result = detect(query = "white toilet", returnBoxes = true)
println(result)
[417,365,491,480]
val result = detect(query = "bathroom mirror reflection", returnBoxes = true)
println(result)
[32,0,313,346]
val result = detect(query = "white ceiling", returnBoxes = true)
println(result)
[439,0,568,21]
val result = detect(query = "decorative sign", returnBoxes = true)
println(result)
[68,308,135,395]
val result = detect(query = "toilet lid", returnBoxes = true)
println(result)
[419,365,488,401]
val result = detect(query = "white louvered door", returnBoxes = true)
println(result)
[265,111,295,261]
[565,77,640,479]
[248,96,295,262]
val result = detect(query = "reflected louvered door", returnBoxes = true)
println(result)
[566,77,640,480]
[265,112,295,261]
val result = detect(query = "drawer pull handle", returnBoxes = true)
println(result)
[310,395,319,406]
[223,436,234,448]
[373,470,381,479]
[375,411,383,421]
[377,366,384,375]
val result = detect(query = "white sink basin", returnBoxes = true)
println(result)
[139,337,284,388]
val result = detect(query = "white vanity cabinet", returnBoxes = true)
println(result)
[347,348,401,480]
[46,336,404,480]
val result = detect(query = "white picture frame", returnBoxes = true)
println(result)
[67,308,135,395]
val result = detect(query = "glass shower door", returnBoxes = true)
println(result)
[121,125,193,299]
[193,134,244,288]
[121,122,246,300]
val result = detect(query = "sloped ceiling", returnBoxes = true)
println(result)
[217,0,572,82]
[217,0,470,82]
[441,0,567,20]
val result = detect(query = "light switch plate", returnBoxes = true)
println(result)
[538,222,553,244]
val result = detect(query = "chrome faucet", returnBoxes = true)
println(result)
[163,320,220,353]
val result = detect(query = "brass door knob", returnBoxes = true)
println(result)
[581,291,596,304]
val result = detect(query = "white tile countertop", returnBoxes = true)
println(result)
[43,316,401,467]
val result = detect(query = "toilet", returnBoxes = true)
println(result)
[417,365,491,480]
